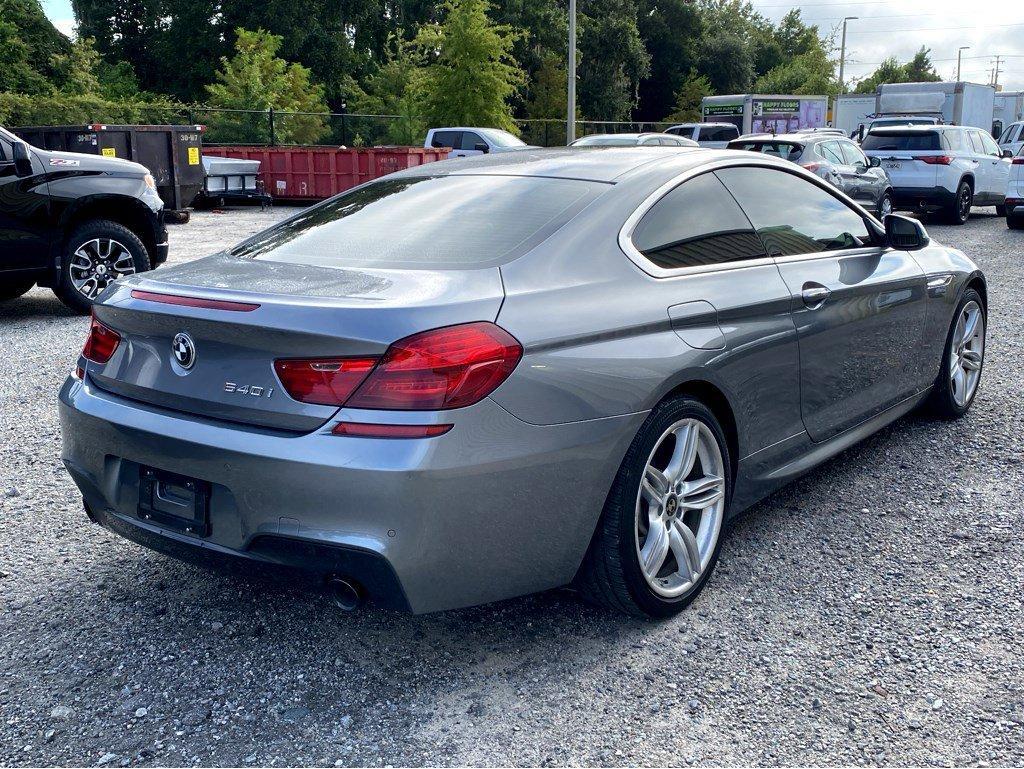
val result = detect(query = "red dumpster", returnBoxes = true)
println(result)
[200,146,450,202]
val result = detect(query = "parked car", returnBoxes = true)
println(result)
[570,133,698,147]
[0,125,167,313]
[663,123,740,148]
[1005,145,1024,229]
[998,120,1024,158]
[727,133,894,217]
[425,127,537,158]
[854,116,941,142]
[861,125,1011,224]
[800,127,847,136]
[60,148,987,617]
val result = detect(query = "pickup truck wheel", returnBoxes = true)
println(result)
[0,276,36,301]
[55,220,151,314]
[945,181,973,225]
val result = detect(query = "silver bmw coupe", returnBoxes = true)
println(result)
[59,148,987,617]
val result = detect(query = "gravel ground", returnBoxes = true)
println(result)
[1,206,1023,767]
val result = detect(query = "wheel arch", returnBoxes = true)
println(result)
[59,195,158,260]
[658,378,740,487]
[964,272,987,311]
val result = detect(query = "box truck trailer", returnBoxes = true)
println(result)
[873,81,995,131]
[701,94,828,135]
[832,94,877,137]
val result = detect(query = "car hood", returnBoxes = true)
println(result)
[35,147,149,177]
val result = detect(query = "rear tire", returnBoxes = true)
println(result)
[877,191,894,219]
[576,396,731,618]
[1008,216,1024,230]
[944,180,973,225]
[995,204,1007,217]
[54,219,151,315]
[925,288,985,419]
[0,276,36,301]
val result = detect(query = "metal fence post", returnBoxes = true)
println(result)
[340,112,348,147]
[268,108,276,146]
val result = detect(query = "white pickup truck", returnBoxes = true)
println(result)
[425,127,538,158]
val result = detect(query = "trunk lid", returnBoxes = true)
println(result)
[88,253,505,432]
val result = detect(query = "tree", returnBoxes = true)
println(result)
[699,33,754,94]
[636,0,703,122]
[854,47,940,93]
[0,0,71,93]
[50,36,103,95]
[0,19,52,95]
[577,0,650,122]
[205,28,329,144]
[522,53,572,145]
[664,72,712,122]
[346,38,425,145]
[754,48,837,96]
[409,0,526,133]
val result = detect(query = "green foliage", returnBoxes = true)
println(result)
[755,48,837,97]
[346,38,426,145]
[50,36,103,95]
[521,53,572,145]
[205,28,329,144]
[1,0,71,86]
[0,91,183,126]
[664,73,713,122]
[699,33,754,94]
[577,0,650,121]
[854,47,941,93]
[0,18,52,95]
[636,0,703,121]
[409,0,526,133]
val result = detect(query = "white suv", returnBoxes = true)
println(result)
[862,125,1011,225]
[663,123,740,148]
[1006,145,1024,230]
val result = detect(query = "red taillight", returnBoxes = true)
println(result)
[1012,156,1024,165]
[1006,198,1022,206]
[917,155,953,165]
[800,162,823,172]
[274,357,378,406]
[331,422,453,438]
[82,316,121,363]
[347,322,523,411]
[130,289,260,312]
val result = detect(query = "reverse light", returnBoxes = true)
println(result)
[346,322,523,410]
[82,315,121,364]
[331,422,453,439]
[274,357,378,406]
[917,155,953,165]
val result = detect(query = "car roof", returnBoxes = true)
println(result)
[730,132,837,143]
[668,122,735,128]
[389,146,715,183]
[868,124,956,133]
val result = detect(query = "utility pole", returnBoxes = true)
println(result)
[957,46,970,81]
[992,55,1003,88]
[566,0,577,145]
[837,16,858,92]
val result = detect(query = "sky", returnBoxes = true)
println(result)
[40,0,1024,91]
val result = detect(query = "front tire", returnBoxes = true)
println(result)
[944,181,973,225]
[54,220,151,314]
[0,276,36,301]
[925,288,985,419]
[576,396,731,618]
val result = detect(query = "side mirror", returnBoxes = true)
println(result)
[1003,149,1014,159]
[869,156,881,168]
[885,214,929,251]
[12,141,32,178]
[473,142,489,154]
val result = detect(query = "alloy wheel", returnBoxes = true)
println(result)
[949,300,985,407]
[69,238,136,299]
[879,195,893,218]
[958,186,972,221]
[635,418,725,599]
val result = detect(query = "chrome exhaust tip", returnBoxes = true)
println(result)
[326,576,363,612]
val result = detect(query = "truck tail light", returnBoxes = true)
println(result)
[274,357,378,406]
[346,322,522,411]
[917,155,953,165]
[81,315,121,363]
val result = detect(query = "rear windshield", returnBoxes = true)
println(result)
[231,175,603,269]
[573,135,641,146]
[729,141,804,161]
[862,132,941,151]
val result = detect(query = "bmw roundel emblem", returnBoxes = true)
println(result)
[172,332,196,369]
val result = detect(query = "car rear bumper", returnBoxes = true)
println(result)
[58,375,643,613]
[891,186,957,212]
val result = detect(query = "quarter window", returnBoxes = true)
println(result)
[716,166,873,257]
[630,172,766,270]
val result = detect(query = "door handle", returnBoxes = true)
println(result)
[801,283,831,308]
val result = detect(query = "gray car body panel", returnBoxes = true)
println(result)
[58,148,985,613]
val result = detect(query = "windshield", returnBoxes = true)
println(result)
[861,132,941,151]
[1000,124,1021,144]
[231,175,604,270]
[871,118,936,128]
[572,135,641,146]
[484,129,527,148]
[729,141,804,161]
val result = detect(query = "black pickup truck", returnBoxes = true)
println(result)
[0,125,167,313]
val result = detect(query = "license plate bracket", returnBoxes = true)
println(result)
[138,466,211,537]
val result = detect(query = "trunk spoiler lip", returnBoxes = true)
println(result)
[129,289,261,312]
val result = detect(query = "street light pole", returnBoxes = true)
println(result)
[567,0,576,145]
[957,46,970,81]
[837,16,857,92]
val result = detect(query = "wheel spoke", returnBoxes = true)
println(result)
[665,422,699,482]
[961,309,979,345]
[952,365,966,402]
[668,519,701,581]
[678,475,724,510]
[961,350,982,371]
[640,519,670,578]
[644,465,670,497]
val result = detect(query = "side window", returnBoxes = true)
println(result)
[838,141,867,167]
[672,126,695,139]
[716,166,874,257]
[0,137,9,163]
[979,131,1000,156]
[818,141,845,165]
[943,130,963,152]
[722,126,739,141]
[431,130,461,149]
[966,131,984,154]
[630,172,766,270]
[460,132,485,150]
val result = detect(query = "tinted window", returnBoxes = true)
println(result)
[731,141,804,161]
[232,175,603,269]
[668,126,695,138]
[631,173,766,270]
[862,132,941,151]
[460,132,485,150]
[0,137,8,163]
[716,166,873,257]
[431,130,460,149]
[838,141,867,166]
[704,126,738,141]
[979,131,1001,156]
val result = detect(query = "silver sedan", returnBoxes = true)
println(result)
[60,147,986,616]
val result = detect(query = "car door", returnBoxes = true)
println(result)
[965,131,994,198]
[454,131,487,158]
[0,131,52,273]
[429,130,463,154]
[819,140,861,199]
[717,165,928,442]
[837,140,886,210]
[979,130,1010,202]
